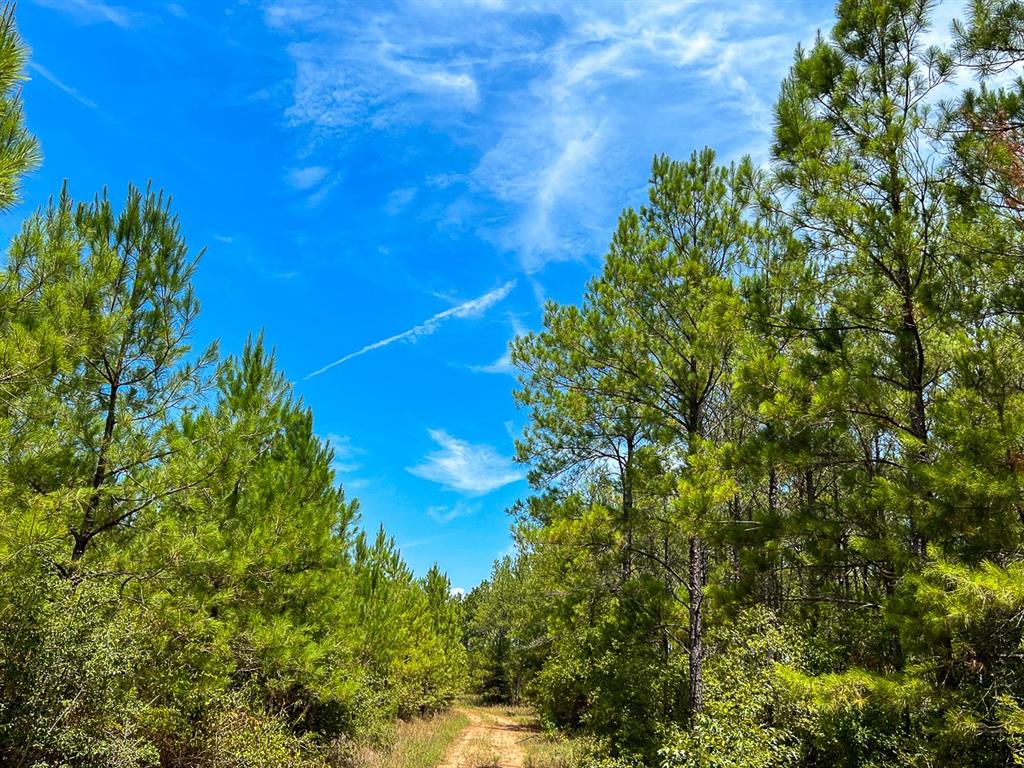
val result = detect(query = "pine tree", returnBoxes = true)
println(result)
[7,185,218,567]
[0,3,38,211]
[590,149,754,714]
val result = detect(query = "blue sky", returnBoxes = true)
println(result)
[13,0,962,590]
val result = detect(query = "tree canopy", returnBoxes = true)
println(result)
[466,1,1024,766]
[6,0,1024,767]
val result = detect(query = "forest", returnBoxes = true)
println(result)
[2,0,1024,766]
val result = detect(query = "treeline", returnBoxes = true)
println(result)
[466,1,1024,766]
[0,7,465,767]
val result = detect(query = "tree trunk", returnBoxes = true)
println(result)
[72,382,119,562]
[621,436,634,582]
[688,534,706,715]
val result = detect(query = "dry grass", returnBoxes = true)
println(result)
[521,733,578,768]
[497,706,535,726]
[352,710,469,768]
[515,716,597,768]
[461,733,503,767]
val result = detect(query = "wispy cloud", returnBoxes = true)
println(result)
[286,165,329,190]
[264,8,479,132]
[469,314,524,375]
[398,534,447,551]
[409,428,523,495]
[325,433,363,474]
[427,500,481,524]
[306,280,516,379]
[33,0,143,27]
[28,62,97,109]
[469,349,515,375]
[262,0,830,273]
[265,1,481,131]
[384,186,417,215]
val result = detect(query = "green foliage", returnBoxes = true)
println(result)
[0,569,157,768]
[660,610,806,768]
[8,0,1024,765]
[0,4,468,764]
[465,555,539,706]
[200,697,328,768]
[0,3,37,210]
[470,1,1024,767]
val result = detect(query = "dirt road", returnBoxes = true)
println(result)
[436,707,533,768]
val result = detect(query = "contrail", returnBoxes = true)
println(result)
[305,280,517,379]
[28,62,98,110]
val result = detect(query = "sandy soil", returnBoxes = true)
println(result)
[436,707,533,768]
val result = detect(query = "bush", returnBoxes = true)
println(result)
[0,570,158,767]
[201,698,327,768]
[659,609,806,768]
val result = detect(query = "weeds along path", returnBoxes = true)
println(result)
[436,707,532,768]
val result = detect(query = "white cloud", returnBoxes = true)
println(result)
[469,314,524,375]
[398,534,446,550]
[33,0,142,27]
[469,349,515,375]
[427,500,481,524]
[384,186,417,215]
[286,165,329,190]
[408,428,523,495]
[265,3,481,130]
[325,433,363,473]
[379,51,479,105]
[305,279,516,378]
[28,62,97,109]
[262,0,831,273]
[463,3,825,272]
[450,586,466,598]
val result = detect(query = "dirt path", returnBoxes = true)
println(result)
[436,707,533,768]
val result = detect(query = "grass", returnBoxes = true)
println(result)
[514,713,598,768]
[462,732,502,767]
[521,732,578,768]
[498,705,535,724]
[352,709,469,768]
